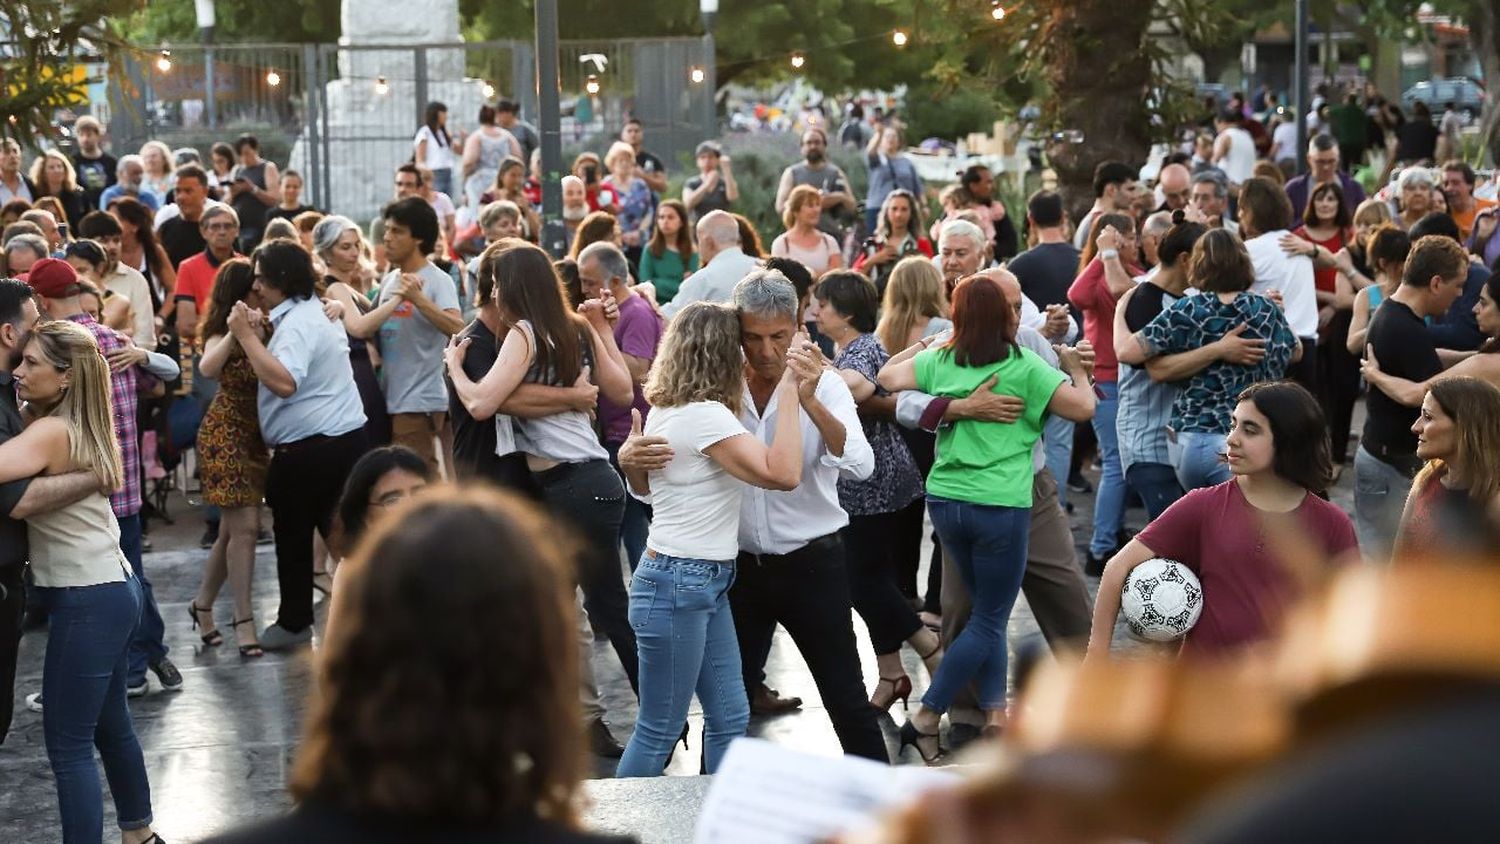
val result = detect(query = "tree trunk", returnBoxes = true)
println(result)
[1469,0,1500,167]
[1040,0,1156,225]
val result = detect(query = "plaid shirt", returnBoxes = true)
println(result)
[66,313,153,517]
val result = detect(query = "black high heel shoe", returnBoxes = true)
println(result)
[898,720,944,765]
[663,723,690,770]
[231,618,263,658]
[188,602,222,647]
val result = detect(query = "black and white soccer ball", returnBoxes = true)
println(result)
[1120,558,1203,642]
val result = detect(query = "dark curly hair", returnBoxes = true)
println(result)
[290,485,585,826]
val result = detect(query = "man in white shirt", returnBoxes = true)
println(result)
[1237,176,1320,392]
[620,270,889,761]
[659,211,760,319]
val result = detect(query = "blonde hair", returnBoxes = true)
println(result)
[262,217,300,242]
[643,302,745,416]
[139,140,174,179]
[1416,376,1500,507]
[30,150,79,194]
[877,256,948,353]
[1353,198,1393,230]
[604,142,636,172]
[27,321,123,492]
[782,184,821,231]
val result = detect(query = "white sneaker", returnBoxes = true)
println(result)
[24,692,42,713]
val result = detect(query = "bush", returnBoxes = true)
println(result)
[904,86,1000,146]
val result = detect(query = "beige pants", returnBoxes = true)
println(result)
[390,411,455,481]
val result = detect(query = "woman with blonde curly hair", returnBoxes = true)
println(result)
[137,140,175,199]
[615,298,810,777]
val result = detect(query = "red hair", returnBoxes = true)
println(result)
[946,275,1017,367]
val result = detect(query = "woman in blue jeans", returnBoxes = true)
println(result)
[4,321,162,843]
[878,271,1097,762]
[615,301,810,776]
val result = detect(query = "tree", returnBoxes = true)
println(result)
[1,0,147,142]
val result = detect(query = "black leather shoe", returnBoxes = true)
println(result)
[588,717,624,758]
[947,721,983,751]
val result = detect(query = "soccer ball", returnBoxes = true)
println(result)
[1120,558,1203,642]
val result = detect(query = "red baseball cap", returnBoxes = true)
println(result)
[22,257,81,299]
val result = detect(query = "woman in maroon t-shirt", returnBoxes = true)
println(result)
[1087,381,1358,659]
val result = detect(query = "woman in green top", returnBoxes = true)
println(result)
[637,199,699,302]
[878,270,1096,763]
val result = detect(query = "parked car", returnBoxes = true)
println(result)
[1402,77,1487,119]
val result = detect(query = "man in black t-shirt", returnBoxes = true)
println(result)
[1355,234,1469,558]
[621,118,667,195]
[1006,191,1081,322]
[495,98,539,166]
[156,165,213,270]
[71,116,117,208]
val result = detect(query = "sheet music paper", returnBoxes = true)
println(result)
[693,738,960,844]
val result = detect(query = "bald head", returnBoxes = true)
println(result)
[696,210,741,265]
[1157,163,1191,211]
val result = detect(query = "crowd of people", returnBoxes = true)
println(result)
[0,82,1498,842]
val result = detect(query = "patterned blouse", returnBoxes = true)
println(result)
[834,333,924,515]
[1138,291,1297,435]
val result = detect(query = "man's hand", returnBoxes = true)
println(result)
[1181,204,1209,225]
[600,287,620,326]
[951,375,1024,423]
[579,293,612,332]
[1265,288,1285,311]
[1211,323,1268,365]
[322,298,346,323]
[1055,343,1087,375]
[1072,339,1096,373]
[568,366,600,414]
[106,345,147,373]
[720,155,733,174]
[1042,303,1070,341]
[618,408,674,472]
[396,272,427,303]
[1096,225,1122,254]
[1278,232,1314,259]
[227,301,253,339]
[786,333,824,403]
[1360,344,1385,380]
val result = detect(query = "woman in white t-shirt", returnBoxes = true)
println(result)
[413,102,458,198]
[615,301,809,777]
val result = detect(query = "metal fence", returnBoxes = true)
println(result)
[109,38,713,221]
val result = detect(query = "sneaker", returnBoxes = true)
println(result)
[1084,549,1111,578]
[150,658,183,691]
[127,680,149,697]
[199,524,219,549]
[256,528,273,546]
[24,692,42,712]
[259,622,313,651]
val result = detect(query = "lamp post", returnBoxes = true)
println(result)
[195,0,216,129]
[1293,0,1308,175]
[535,0,568,257]
[699,0,718,143]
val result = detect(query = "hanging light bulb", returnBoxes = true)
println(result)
[156,50,172,73]
[892,30,909,47]
[790,52,806,70]
[991,3,1006,20]
[374,75,390,96]
[265,69,282,87]
[585,74,601,95]
[689,66,706,84]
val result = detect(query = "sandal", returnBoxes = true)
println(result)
[188,602,223,647]
[898,720,944,765]
[231,618,263,658]
[312,571,333,599]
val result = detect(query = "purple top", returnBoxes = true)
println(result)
[599,292,663,444]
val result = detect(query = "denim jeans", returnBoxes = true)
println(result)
[118,513,167,686]
[1353,445,1416,561]
[1171,430,1232,492]
[1089,381,1126,556]
[923,497,1030,712]
[1125,462,1186,522]
[616,552,747,777]
[1043,412,1075,510]
[606,442,651,573]
[35,577,154,842]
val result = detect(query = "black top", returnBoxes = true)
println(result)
[0,373,33,570]
[1427,263,1489,352]
[1395,120,1439,163]
[1007,241,1082,319]
[202,802,637,844]
[508,120,540,166]
[1124,280,1181,333]
[266,204,318,224]
[73,150,118,208]
[1362,300,1442,459]
[158,214,207,271]
[635,149,665,181]
[447,318,538,497]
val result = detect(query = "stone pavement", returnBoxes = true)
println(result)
[0,457,1358,842]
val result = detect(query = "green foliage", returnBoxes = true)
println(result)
[124,0,339,43]
[904,85,1000,145]
[1,0,147,142]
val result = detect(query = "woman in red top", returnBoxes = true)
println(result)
[1068,213,1140,569]
[1293,181,1359,476]
[1087,382,1358,660]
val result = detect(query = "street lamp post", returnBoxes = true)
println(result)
[1293,0,1309,175]
[195,0,216,129]
[700,0,717,143]
[535,0,569,257]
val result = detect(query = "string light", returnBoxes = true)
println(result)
[265,69,281,87]
[991,3,1006,20]
[585,74,600,95]
[374,75,390,96]
[689,66,706,84]
[482,81,496,99]
[892,30,909,47]
[156,50,172,73]
[790,52,805,70]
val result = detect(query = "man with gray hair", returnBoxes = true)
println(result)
[578,241,663,569]
[18,210,62,255]
[98,154,160,213]
[660,210,760,319]
[3,234,49,275]
[1138,210,1174,273]
[620,269,889,761]
[1189,171,1237,234]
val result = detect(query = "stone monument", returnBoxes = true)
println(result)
[288,0,489,223]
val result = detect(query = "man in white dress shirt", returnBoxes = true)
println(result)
[621,270,889,761]
[659,211,760,320]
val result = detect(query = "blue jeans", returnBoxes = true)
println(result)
[617,552,748,777]
[1125,462,1185,522]
[35,577,154,841]
[606,442,651,572]
[1172,430,1232,492]
[1089,381,1126,557]
[118,514,167,686]
[923,497,1030,712]
[1043,412,1074,510]
[1353,445,1416,561]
